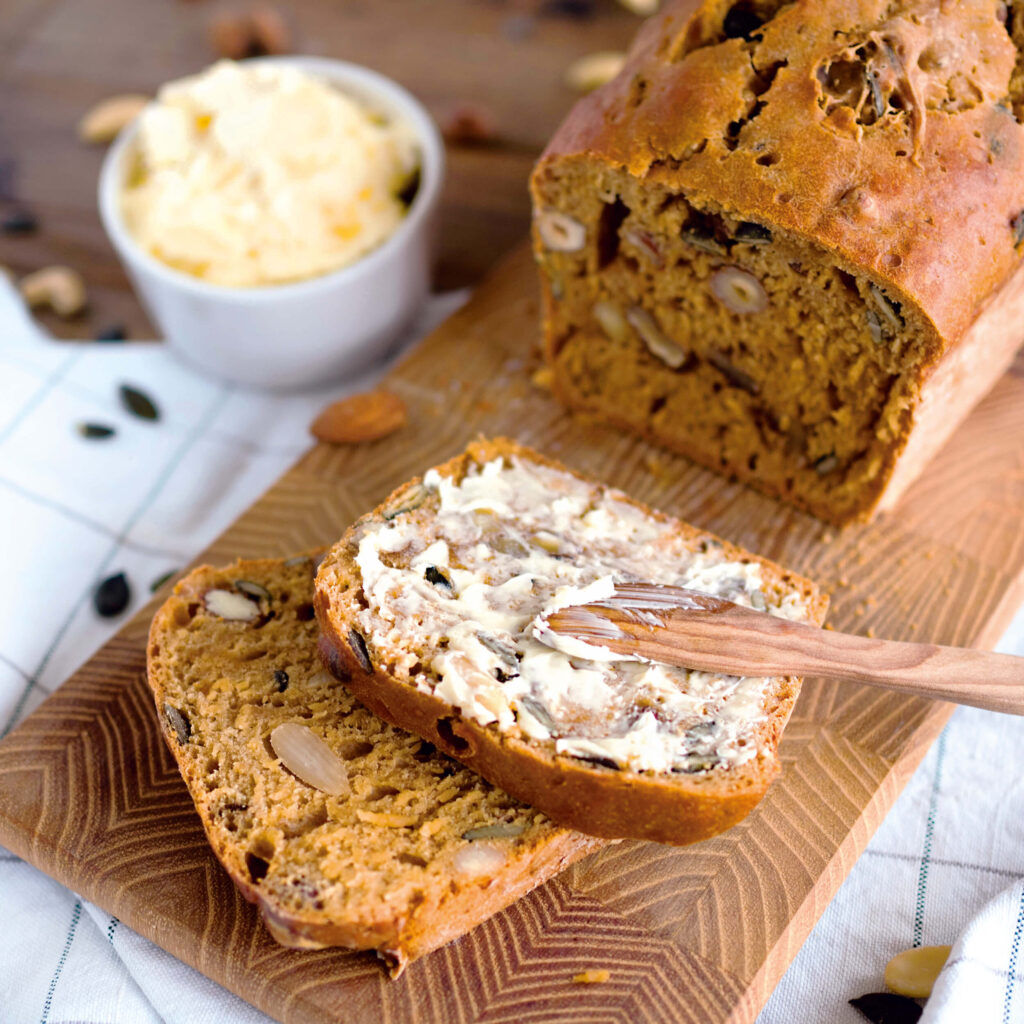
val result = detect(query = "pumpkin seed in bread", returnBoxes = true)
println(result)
[315,438,828,846]
[146,553,601,974]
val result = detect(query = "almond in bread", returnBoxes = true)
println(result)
[315,439,828,846]
[530,0,1024,525]
[146,553,602,974]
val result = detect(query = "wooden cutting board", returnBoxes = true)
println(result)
[2,243,1023,1024]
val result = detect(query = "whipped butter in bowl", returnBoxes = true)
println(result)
[99,58,444,389]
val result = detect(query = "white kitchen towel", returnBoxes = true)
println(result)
[1,274,1023,1023]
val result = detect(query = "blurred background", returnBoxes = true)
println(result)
[0,0,649,338]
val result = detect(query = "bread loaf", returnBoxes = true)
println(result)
[530,0,1024,524]
[146,553,601,974]
[315,439,827,846]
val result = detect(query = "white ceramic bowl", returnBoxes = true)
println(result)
[99,57,445,391]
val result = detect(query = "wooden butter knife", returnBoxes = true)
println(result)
[540,582,1024,715]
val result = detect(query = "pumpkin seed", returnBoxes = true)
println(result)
[814,453,839,475]
[382,484,428,520]
[681,228,727,256]
[575,752,621,770]
[866,69,886,119]
[462,822,526,841]
[1,208,38,235]
[94,324,126,342]
[119,383,160,421]
[424,565,454,594]
[476,632,519,670]
[273,669,289,692]
[94,571,130,617]
[869,284,904,331]
[235,579,272,603]
[518,696,557,733]
[77,422,116,440]
[848,992,922,1024]
[349,628,372,673]
[866,309,885,344]
[149,568,178,592]
[164,703,191,744]
[706,348,760,394]
[283,555,311,568]
[734,222,772,245]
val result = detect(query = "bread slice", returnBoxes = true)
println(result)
[146,553,602,974]
[315,438,828,846]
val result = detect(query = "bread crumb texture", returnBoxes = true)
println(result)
[146,553,598,968]
[532,0,1024,524]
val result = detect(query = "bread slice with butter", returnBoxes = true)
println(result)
[315,438,828,846]
[146,553,602,974]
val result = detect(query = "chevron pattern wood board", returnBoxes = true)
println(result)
[1,243,1023,1024]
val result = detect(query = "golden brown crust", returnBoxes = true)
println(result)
[314,437,828,847]
[530,0,1024,525]
[539,0,1024,350]
[147,553,602,971]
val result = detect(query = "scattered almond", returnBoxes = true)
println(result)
[573,969,611,984]
[311,389,407,444]
[209,5,291,59]
[19,266,87,318]
[441,103,499,146]
[564,51,626,93]
[270,722,350,796]
[78,94,150,144]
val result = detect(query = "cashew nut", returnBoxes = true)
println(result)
[78,94,150,145]
[19,266,88,318]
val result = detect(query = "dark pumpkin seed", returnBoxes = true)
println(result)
[518,696,558,733]
[273,669,289,692]
[77,422,116,440]
[476,632,519,671]
[707,348,760,395]
[866,309,885,345]
[164,703,191,744]
[574,753,621,771]
[681,228,727,256]
[235,579,272,603]
[866,70,886,119]
[462,822,526,841]
[149,568,178,593]
[424,565,454,594]
[848,992,922,1024]
[382,484,428,520]
[94,324,127,342]
[119,383,160,421]
[349,628,372,673]
[813,453,839,475]
[734,222,772,245]
[869,284,904,330]
[93,572,130,617]
[1,208,38,234]
[1013,211,1024,250]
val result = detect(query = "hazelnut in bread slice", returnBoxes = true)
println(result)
[146,553,601,974]
[315,439,828,846]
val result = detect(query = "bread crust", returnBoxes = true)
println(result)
[315,438,828,847]
[147,553,603,973]
[536,0,1024,353]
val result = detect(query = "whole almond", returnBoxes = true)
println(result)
[250,4,291,54]
[311,390,407,444]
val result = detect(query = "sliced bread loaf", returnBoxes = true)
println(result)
[315,438,828,846]
[146,553,602,973]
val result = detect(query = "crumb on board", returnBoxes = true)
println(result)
[573,969,611,984]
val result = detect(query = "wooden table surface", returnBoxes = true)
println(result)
[0,0,642,338]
